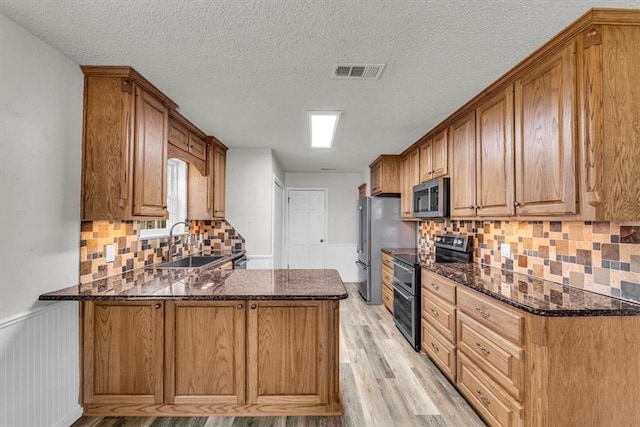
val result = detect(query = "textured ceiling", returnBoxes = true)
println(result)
[1,0,639,172]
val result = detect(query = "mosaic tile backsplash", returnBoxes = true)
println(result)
[418,220,640,303]
[79,220,245,284]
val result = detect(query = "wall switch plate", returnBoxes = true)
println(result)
[105,244,115,263]
[500,243,511,258]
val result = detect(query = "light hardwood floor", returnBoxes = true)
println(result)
[72,283,484,427]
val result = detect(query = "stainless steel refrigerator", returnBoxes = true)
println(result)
[356,197,416,304]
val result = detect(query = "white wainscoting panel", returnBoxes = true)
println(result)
[325,244,357,282]
[0,302,82,427]
[247,255,273,269]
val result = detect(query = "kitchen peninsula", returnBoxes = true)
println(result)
[40,260,347,417]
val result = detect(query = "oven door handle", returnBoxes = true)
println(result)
[391,260,414,274]
[393,281,414,300]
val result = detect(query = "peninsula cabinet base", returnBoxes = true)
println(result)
[81,300,342,417]
[82,402,342,417]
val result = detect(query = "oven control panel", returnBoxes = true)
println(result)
[434,234,472,253]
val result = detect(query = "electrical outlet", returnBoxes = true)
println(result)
[500,243,511,258]
[105,244,115,263]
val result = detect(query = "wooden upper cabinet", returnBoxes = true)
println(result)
[246,301,331,406]
[358,183,367,199]
[420,129,448,183]
[165,301,245,405]
[168,111,207,176]
[370,155,401,196]
[211,140,227,219]
[450,111,477,218]
[187,138,227,220]
[81,66,177,220]
[83,301,164,405]
[580,24,640,221]
[514,42,578,216]
[133,89,169,217]
[400,149,420,219]
[475,86,515,217]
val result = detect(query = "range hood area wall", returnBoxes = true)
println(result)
[418,220,640,303]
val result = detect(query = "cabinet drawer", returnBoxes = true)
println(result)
[457,287,524,344]
[422,320,456,381]
[382,283,393,314]
[457,353,524,427]
[382,253,393,269]
[382,264,393,286]
[188,132,207,161]
[457,312,524,400]
[422,293,456,343]
[422,270,456,304]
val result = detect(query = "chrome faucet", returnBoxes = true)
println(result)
[168,221,190,261]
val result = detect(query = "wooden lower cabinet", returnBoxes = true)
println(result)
[247,301,338,409]
[381,253,394,313]
[421,270,640,426]
[82,299,341,416]
[83,301,164,405]
[165,301,245,405]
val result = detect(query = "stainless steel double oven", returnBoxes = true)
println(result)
[391,254,421,351]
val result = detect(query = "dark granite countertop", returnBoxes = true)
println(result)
[382,248,640,317]
[39,251,348,301]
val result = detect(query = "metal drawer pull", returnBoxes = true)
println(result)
[431,282,440,291]
[476,342,490,356]
[475,307,491,318]
[431,342,440,353]
[431,308,439,317]
[476,389,490,405]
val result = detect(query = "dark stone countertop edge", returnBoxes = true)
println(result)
[421,264,640,317]
[39,293,349,302]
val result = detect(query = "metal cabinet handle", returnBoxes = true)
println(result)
[250,304,257,309]
[514,201,521,207]
[154,303,161,309]
[468,205,475,210]
[476,342,490,356]
[476,307,490,318]
[431,282,439,291]
[431,308,439,318]
[476,389,490,405]
[431,342,440,353]
[236,304,243,309]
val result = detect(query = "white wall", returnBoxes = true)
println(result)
[226,148,278,268]
[284,172,361,281]
[0,12,83,426]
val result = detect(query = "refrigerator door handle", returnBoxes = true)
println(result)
[357,205,363,254]
[355,260,368,269]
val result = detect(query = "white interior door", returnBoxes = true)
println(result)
[273,178,284,269]
[287,189,326,269]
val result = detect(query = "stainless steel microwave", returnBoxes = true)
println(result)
[413,177,449,218]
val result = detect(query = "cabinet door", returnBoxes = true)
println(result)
[168,118,189,152]
[419,139,433,182]
[211,144,226,219]
[476,87,515,217]
[187,162,212,220]
[450,111,477,217]
[431,129,448,178]
[400,155,412,218]
[514,42,577,216]
[165,301,245,405]
[83,301,164,404]
[133,88,169,217]
[188,132,207,161]
[247,301,330,405]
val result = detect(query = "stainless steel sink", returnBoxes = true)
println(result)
[149,256,225,269]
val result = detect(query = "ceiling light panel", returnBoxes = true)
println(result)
[308,111,342,148]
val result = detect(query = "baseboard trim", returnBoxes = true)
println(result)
[53,406,83,427]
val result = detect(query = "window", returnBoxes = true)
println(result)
[140,159,187,239]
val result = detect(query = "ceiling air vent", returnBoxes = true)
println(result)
[332,63,385,80]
